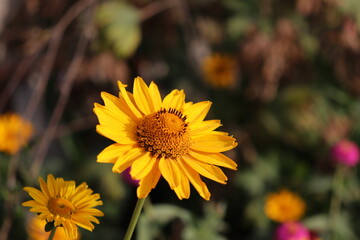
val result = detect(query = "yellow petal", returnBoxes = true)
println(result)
[39,177,51,199]
[190,120,222,136]
[173,170,190,200]
[100,92,136,124]
[71,215,95,231]
[137,163,161,198]
[54,177,65,196]
[190,134,237,152]
[28,205,49,213]
[183,101,193,110]
[46,174,56,198]
[130,153,157,180]
[162,89,185,110]
[189,150,237,170]
[148,81,162,111]
[133,76,155,115]
[158,158,181,189]
[85,214,101,224]
[184,101,211,123]
[112,147,145,173]
[76,208,104,217]
[94,102,134,127]
[63,220,79,239]
[178,158,211,200]
[101,91,139,122]
[73,214,100,225]
[182,155,227,184]
[22,200,42,208]
[93,103,137,131]
[117,81,143,119]
[96,125,136,144]
[76,196,102,209]
[97,143,133,163]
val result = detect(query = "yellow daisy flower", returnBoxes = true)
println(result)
[202,53,237,89]
[264,189,306,222]
[0,113,33,154]
[22,174,104,239]
[27,216,79,240]
[93,76,237,200]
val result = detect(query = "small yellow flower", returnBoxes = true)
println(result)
[264,189,306,222]
[0,113,33,154]
[22,174,103,239]
[93,77,237,200]
[27,216,79,240]
[202,53,237,89]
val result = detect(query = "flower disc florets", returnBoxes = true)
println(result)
[47,198,75,219]
[137,108,191,159]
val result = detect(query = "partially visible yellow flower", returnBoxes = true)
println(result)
[22,174,103,239]
[202,53,237,89]
[264,189,306,222]
[0,113,33,154]
[27,216,79,240]
[93,77,237,200]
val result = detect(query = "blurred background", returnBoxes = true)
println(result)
[1,0,360,239]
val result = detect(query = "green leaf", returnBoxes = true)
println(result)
[306,174,332,194]
[226,16,252,39]
[333,213,358,240]
[138,203,228,240]
[96,1,141,58]
[303,214,329,232]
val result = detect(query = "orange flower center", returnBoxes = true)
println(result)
[137,108,191,159]
[47,198,75,218]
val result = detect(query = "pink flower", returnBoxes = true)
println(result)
[331,140,360,167]
[275,222,311,240]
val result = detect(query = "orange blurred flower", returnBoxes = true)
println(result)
[264,189,306,222]
[27,216,79,240]
[0,113,33,154]
[202,53,237,89]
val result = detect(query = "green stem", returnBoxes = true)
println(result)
[329,165,345,240]
[48,227,57,240]
[124,198,146,240]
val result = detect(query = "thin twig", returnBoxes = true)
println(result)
[139,0,178,22]
[54,115,97,139]
[24,0,96,121]
[0,1,96,239]
[0,56,39,113]
[0,184,19,240]
[30,16,92,178]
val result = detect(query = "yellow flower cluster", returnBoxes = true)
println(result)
[22,76,238,239]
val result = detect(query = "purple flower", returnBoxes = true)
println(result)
[331,140,360,167]
[121,167,140,186]
[275,222,311,240]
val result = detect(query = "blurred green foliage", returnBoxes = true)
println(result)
[95,1,141,58]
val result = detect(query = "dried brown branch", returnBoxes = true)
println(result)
[0,55,39,113]
[30,11,94,178]
[140,0,178,22]
[54,115,97,139]
[0,1,96,239]
[24,0,96,121]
